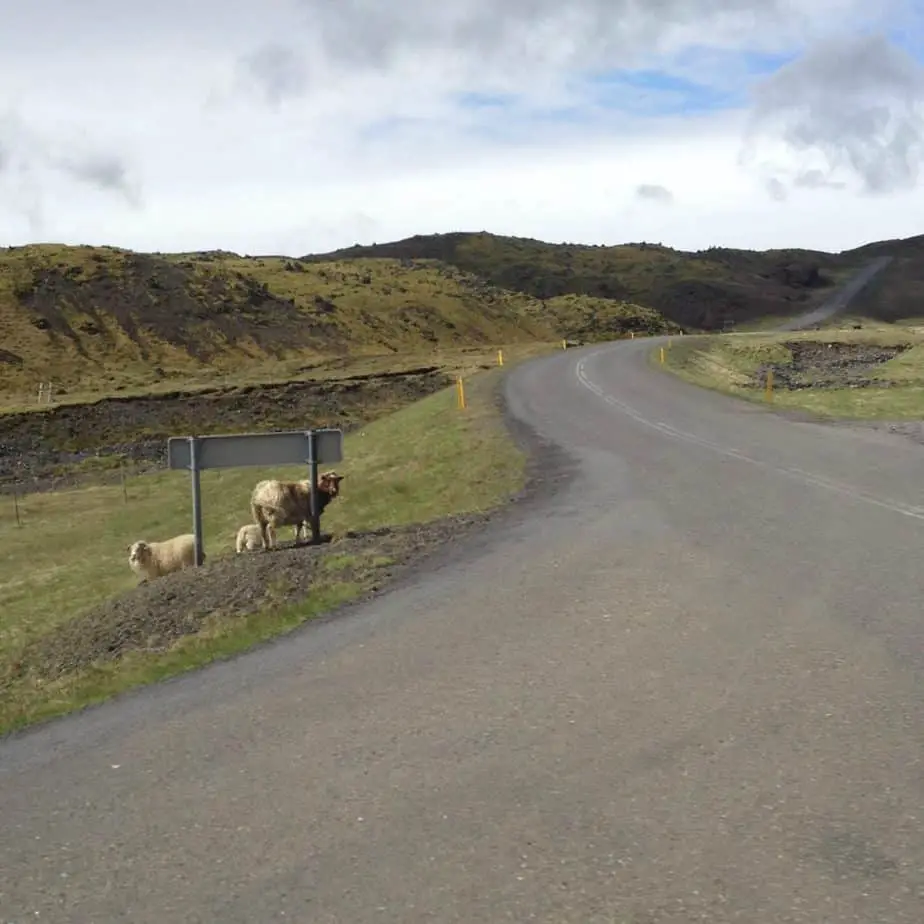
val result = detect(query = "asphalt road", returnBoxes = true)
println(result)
[4,319,924,921]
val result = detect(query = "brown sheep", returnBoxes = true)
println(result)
[250,470,345,550]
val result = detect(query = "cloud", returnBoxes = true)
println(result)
[292,0,869,76]
[636,183,674,203]
[742,33,924,194]
[233,0,886,108]
[766,177,788,200]
[237,43,310,107]
[793,168,846,189]
[1,0,922,255]
[0,110,141,232]
[54,153,137,198]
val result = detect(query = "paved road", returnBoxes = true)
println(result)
[4,315,924,921]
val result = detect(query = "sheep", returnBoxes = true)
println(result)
[250,470,345,550]
[127,533,202,582]
[235,523,265,553]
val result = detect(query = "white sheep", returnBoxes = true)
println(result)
[127,533,202,582]
[250,471,345,550]
[235,523,265,553]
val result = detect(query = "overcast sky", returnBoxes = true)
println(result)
[2,0,924,255]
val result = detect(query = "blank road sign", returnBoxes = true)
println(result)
[167,428,344,471]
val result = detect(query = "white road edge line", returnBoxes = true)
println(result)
[575,350,924,524]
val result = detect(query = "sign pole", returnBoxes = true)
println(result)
[306,429,321,545]
[188,436,205,566]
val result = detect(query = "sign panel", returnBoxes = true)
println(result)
[167,428,343,471]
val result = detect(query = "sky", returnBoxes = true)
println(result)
[2,0,924,256]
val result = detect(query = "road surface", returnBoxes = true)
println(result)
[3,301,924,921]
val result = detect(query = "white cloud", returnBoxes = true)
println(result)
[636,184,675,204]
[1,0,923,255]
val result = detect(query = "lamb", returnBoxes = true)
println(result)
[127,533,202,582]
[250,470,345,550]
[235,523,265,553]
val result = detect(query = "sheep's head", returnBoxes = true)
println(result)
[128,541,151,565]
[319,470,345,497]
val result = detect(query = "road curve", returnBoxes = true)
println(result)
[4,337,924,922]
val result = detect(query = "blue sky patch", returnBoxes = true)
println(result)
[453,91,518,109]
[579,68,741,115]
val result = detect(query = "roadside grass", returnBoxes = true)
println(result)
[658,326,924,419]
[0,366,529,734]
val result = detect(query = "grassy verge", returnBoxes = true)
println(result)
[0,365,532,735]
[658,326,924,419]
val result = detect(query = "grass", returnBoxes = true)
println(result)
[0,366,529,734]
[659,325,924,419]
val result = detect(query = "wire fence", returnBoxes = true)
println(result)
[0,457,164,526]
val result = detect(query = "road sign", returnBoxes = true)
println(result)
[167,428,343,471]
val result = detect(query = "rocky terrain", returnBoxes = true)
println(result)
[754,342,911,391]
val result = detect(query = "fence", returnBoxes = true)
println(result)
[1,457,150,526]
[35,382,56,406]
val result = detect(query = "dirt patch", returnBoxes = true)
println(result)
[754,341,910,391]
[0,367,450,492]
[12,513,493,683]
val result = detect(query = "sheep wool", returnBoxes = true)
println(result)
[235,523,265,553]
[250,471,345,550]
[128,533,200,582]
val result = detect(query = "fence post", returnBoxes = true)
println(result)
[13,492,21,527]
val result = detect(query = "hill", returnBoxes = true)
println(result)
[303,232,870,330]
[0,243,676,403]
[4,229,923,409]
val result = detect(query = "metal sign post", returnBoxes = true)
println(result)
[188,437,205,566]
[167,427,344,563]
[306,429,320,545]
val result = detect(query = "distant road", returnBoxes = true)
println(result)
[3,262,924,922]
[775,255,894,331]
